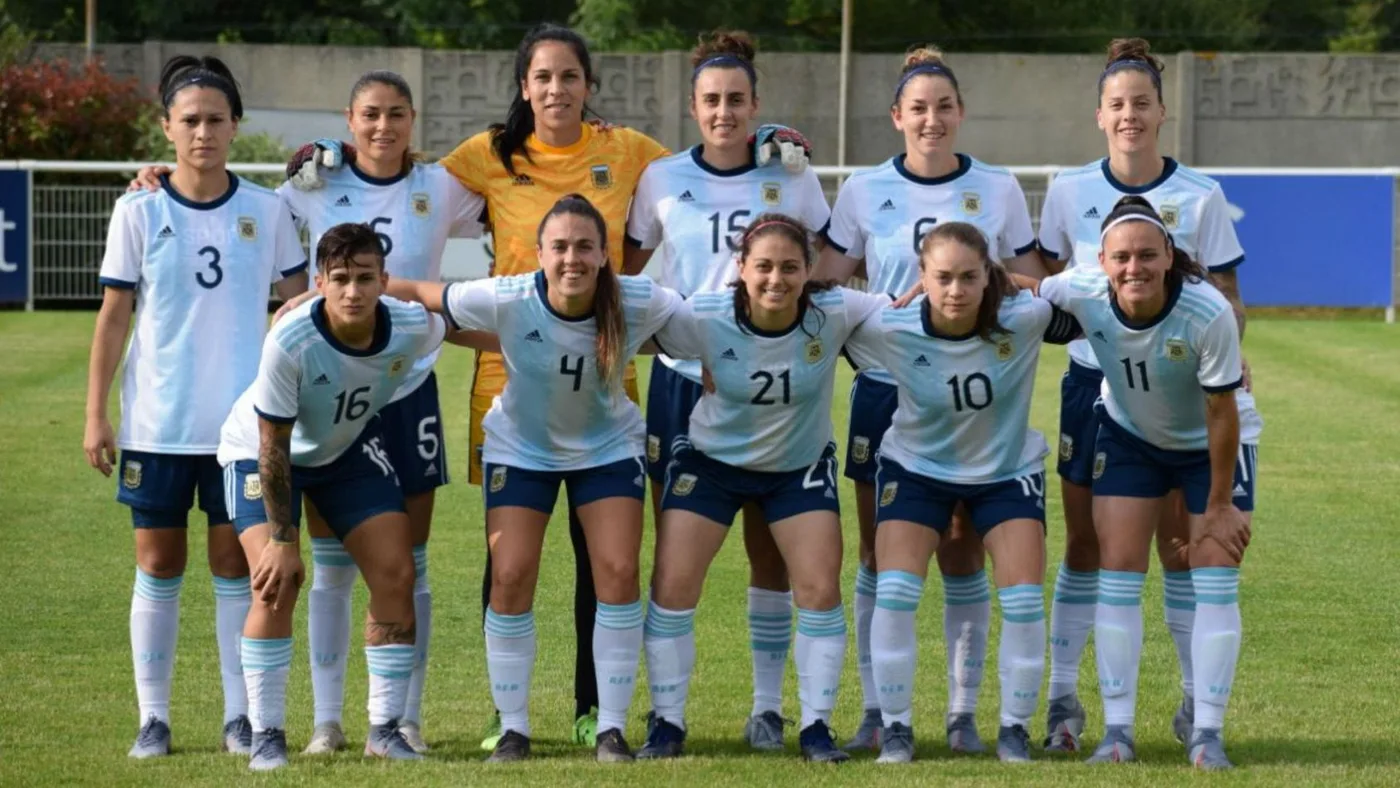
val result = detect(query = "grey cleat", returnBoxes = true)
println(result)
[844,707,883,751]
[1172,695,1195,745]
[595,728,635,763]
[1043,693,1087,752]
[946,713,986,753]
[221,715,253,755]
[875,722,914,764]
[798,721,850,763]
[486,730,531,763]
[1086,725,1136,764]
[399,721,429,754]
[997,724,1033,763]
[1189,728,1233,771]
[364,720,424,761]
[249,728,289,771]
[742,710,790,752]
[302,721,348,755]
[127,715,171,759]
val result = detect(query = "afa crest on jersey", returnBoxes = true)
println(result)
[591,164,614,189]
[489,466,508,493]
[996,338,1014,361]
[805,339,824,364]
[880,481,898,507]
[389,356,407,377]
[961,192,982,216]
[646,435,661,463]
[1159,202,1180,230]
[672,473,697,497]
[851,435,871,464]
[1165,338,1188,362]
[243,475,262,500]
[762,182,782,206]
[122,459,143,490]
[237,216,257,242]
[411,192,432,218]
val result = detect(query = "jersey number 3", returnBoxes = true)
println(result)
[195,246,222,289]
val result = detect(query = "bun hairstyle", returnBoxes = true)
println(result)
[1099,37,1165,102]
[535,194,626,392]
[732,212,836,338]
[348,70,424,172]
[158,55,243,119]
[918,222,1014,341]
[1100,195,1207,288]
[491,24,601,176]
[894,45,961,107]
[690,29,758,91]
[316,222,385,273]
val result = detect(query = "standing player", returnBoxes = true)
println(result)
[84,55,308,759]
[639,214,890,763]
[623,30,831,750]
[388,194,682,762]
[844,223,1080,764]
[815,46,1044,752]
[1032,196,1253,769]
[1035,37,1259,752]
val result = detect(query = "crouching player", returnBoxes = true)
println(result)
[216,223,451,770]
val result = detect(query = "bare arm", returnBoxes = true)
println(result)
[446,330,501,353]
[1002,248,1050,280]
[384,277,449,312]
[622,244,654,276]
[814,244,861,282]
[1208,269,1246,340]
[273,270,310,302]
[257,417,297,545]
[1198,390,1249,561]
[83,288,135,476]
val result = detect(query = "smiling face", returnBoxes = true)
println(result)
[739,231,808,316]
[523,40,590,138]
[892,74,963,161]
[347,82,414,166]
[921,237,987,329]
[691,66,757,152]
[538,212,606,303]
[316,252,387,327]
[1097,69,1165,157]
[162,86,236,172]
[1099,219,1172,311]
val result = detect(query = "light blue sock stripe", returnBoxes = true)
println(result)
[748,612,792,623]
[751,639,791,652]
[943,571,991,604]
[412,545,428,578]
[796,606,847,637]
[1098,570,1145,606]
[311,537,355,567]
[366,644,416,679]
[211,576,251,598]
[876,570,924,611]
[1163,570,1197,610]
[241,637,294,670]
[484,610,535,638]
[1057,565,1099,585]
[597,601,645,630]
[855,564,878,596]
[134,569,184,602]
[644,606,695,637]
[1053,565,1099,603]
[1192,567,1239,604]
[999,584,1045,622]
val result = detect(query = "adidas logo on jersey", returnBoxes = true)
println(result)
[913,354,930,368]
[156,225,175,239]
[720,348,738,361]
[335,195,352,207]
[524,329,544,343]
[1083,206,1100,219]
[312,373,331,386]
[1092,330,1107,342]
[678,190,694,202]
[513,174,534,186]
[878,199,896,211]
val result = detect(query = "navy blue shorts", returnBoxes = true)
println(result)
[645,362,704,484]
[378,372,449,497]
[874,456,1046,536]
[117,450,229,528]
[1091,410,1258,515]
[224,424,405,540]
[1057,361,1104,486]
[844,374,898,485]
[483,456,647,514]
[662,440,840,526]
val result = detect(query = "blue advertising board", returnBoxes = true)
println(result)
[0,170,31,306]
[1215,174,1394,308]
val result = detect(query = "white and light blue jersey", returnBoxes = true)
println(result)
[216,296,447,468]
[1040,267,1243,451]
[821,153,1037,385]
[278,162,485,402]
[442,271,681,472]
[99,174,307,454]
[845,291,1074,484]
[626,146,831,383]
[655,287,890,472]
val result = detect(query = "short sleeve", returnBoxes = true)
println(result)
[625,167,663,250]
[1197,308,1243,393]
[997,177,1038,260]
[98,198,143,289]
[421,311,449,354]
[821,179,865,258]
[439,133,491,195]
[1195,187,1246,272]
[1037,181,1072,262]
[651,300,704,361]
[275,182,310,234]
[251,337,301,424]
[445,175,487,239]
[1037,270,1075,310]
[796,169,832,235]
[272,203,309,280]
[841,289,893,335]
[440,278,499,333]
[630,130,671,170]
[638,280,683,338]
[842,315,885,372]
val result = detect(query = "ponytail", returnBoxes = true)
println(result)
[919,222,1013,341]
[491,24,600,176]
[535,193,625,391]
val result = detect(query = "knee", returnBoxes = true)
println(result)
[208,546,249,579]
[1156,537,1191,572]
[491,559,538,604]
[594,556,639,605]
[136,545,187,578]
[366,559,416,601]
[790,576,839,612]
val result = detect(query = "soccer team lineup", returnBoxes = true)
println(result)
[82,21,1268,773]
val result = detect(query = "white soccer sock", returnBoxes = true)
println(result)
[1096,571,1145,732]
[594,601,645,735]
[943,571,991,716]
[131,569,182,725]
[242,637,293,732]
[1163,570,1196,697]
[1191,568,1241,732]
[484,609,535,737]
[404,545,432,725]
[853,564,879,712]
[308,538,357,727]
[643,601,696,729]
[997,584,1046,728]
[747,587,792,716]
[795,605,847,730]
[212,575,251,723]
[1048,564,1097,701]
[366,644,415,726]
[870,571,922,727]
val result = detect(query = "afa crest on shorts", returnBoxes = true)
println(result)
[591,164,613,189]
[237,216,257,242]
[851,436,871,464]
[411,192,432,218]
[489,466,508,493]
[1059,433,1075,462]
[243,475,262,500]
[1093,451,1107,480]
[122,459,143,490]
[961,192,981,216]
[805,339,824,364]
[672,473,697,497]
[646,435,661,464]
[761,182,782,206]
[1165,338,1188,362]
[880,481,898,507]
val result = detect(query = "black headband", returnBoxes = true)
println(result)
[163,71,243,119]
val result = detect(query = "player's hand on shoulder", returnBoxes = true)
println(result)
[286,139,356,192]
[83,416,117,476]
[272,289,318,325]
[751,124,812,175]
[128,165,170,193]
[892,280,924,308]
[588,117,617,133]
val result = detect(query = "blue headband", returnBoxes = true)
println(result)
[1098,59,1162,95]
[893,64,958,102]
[692,55,757,86]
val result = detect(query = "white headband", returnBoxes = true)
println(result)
[1099,213,1168,243]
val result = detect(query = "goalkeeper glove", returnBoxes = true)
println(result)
[751,124,812,175]
[286,139,356,191]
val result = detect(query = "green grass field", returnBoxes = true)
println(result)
[2,313,1398,786]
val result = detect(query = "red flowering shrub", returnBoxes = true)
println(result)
[0,58,155,159]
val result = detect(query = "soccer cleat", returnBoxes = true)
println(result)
[249,728,290,771]
[1043,693,1087,752]
[946,713,986,753]
[127,715,171,759]
[799,720,850,763]
[399,721,429,754]
[364,720,424,761]
[1189,728,1234,771]
[486,730,531,763]
[844,707,883,751]
[636,716,686,760]
[572,706,598,747]
[479,711,503,752]
[997,724,1033,763]
[1086,725,1136,764]
[221,715,253,755]
[1172,694,1195,745]
[876,722,915,764]
[302,722,347,755]
[742,711,790,752]
[595,728,635,763]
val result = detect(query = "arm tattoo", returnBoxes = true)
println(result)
[258,420,297,543]
[366,620,416,646]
